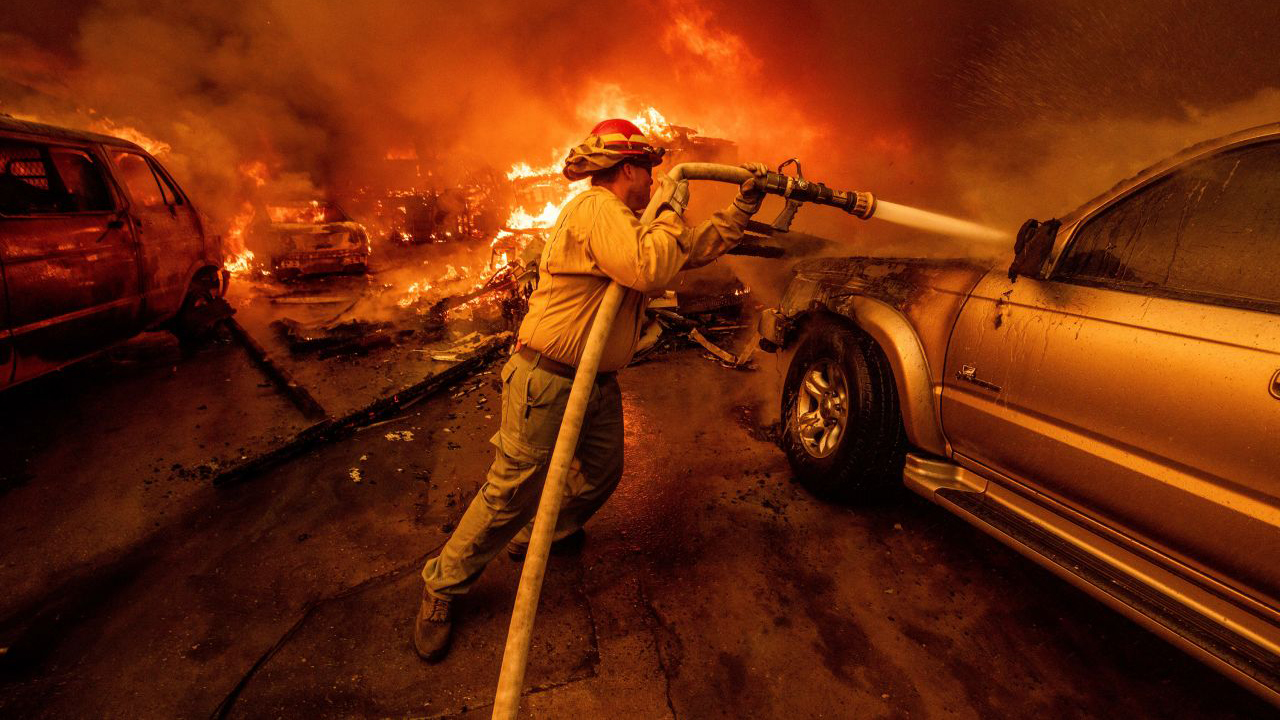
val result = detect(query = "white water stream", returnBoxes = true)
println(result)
[873,200,1009,242]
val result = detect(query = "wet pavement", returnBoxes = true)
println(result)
[0,338,1273,718]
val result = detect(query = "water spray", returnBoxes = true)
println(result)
[492,161,1004,719]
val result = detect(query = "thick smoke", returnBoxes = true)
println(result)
[3,0,1280,264]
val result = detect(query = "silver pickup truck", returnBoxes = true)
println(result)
[759,123,1280,705]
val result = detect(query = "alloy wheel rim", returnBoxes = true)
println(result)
[793,359,849,459]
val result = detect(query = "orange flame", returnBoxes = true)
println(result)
[224,201,258,276]
[88,119,172,156]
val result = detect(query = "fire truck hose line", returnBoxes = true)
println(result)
[492,282,625,719]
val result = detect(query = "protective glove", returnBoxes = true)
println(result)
[652,174,690,216]
[734,162,769,214]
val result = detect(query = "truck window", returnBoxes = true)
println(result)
[1159,141,1280,310]
[1056,173,1181,291]
[146,158,185,206]
[1057,139,1280,312]
[111,150,167,209]
[0,140,63,215]
[48,148,114,213]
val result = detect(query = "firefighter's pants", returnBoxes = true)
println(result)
[421,351,624,598]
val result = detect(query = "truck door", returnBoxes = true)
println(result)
[0,260,11,388]
[0,138,141,383]
[938,268,1025,476]
[945,140,1280,609]
[108,149,202,323]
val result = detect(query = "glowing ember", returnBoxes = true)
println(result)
[397,279,434,308]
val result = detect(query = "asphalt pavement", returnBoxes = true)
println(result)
[0,338,1272,719]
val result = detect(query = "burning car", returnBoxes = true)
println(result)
[760,123,1280,703]
[262,200,370,280]
[0,117,227,390]
[384,185,503,245]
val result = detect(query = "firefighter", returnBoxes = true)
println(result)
[414,118,767,661]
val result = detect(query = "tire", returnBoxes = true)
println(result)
[780,316,907,501]
[171,273,226,352]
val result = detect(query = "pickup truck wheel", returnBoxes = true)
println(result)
[781,318,907,501]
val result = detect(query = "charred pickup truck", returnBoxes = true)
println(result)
[0,118,226,390]
[761,123,1280,703]
[261,201,370,280]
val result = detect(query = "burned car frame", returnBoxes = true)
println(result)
[0,118,226,389]
[261,200,370,280]
[760,123,1280,704]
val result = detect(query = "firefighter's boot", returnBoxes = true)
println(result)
[413,588,453,662]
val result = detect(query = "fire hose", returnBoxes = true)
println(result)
[491,162,876,719]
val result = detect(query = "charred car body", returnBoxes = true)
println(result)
[262,201,369,280]
[0,118,226,389]
[762,123,1280,703]
[384,185,502,244]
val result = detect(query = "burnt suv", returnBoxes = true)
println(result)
[0,118,226,389]
[760,123,1280,704]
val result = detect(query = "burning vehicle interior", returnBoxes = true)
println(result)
[0,2,1278,718]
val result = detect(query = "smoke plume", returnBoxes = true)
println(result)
[3,0,1280,265]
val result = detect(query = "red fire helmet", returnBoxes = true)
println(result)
[589,118,665,165]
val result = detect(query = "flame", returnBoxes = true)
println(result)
[630,106,675,140]
[224,201,258,276]
[397,279,434,308]
[9,113,172,156]
[507,161,557,181]
[88,119,172,156]
[225,249,256,275]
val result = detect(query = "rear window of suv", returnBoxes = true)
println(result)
[1057,140,1280,312]
[0,139,114,216]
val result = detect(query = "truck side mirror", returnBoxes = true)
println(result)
[1008,218,1060,281]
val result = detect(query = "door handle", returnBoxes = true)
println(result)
[1270,369,1280,400]
[956,363,1003,393]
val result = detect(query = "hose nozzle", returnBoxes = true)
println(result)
[761,172,876,220]
[641,163,877,227]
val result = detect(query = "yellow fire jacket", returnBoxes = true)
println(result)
[518,185,752,372]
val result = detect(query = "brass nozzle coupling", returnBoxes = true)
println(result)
[849,191,876,220]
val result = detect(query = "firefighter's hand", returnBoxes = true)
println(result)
[735,162,768,213]
[654,174,690,216]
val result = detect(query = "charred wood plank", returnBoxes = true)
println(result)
[213,341,507,488]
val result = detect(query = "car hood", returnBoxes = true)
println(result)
[790,256,990,307]
[268,221,365,235]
